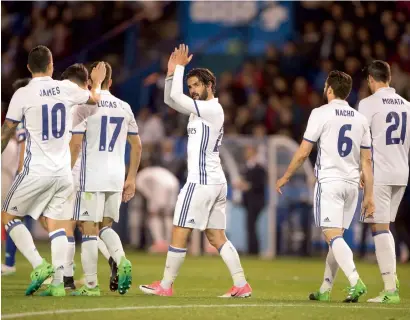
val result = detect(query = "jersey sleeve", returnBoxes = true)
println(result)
[358,99,373,125]
[71,105,88,133]
[303,109,323,143]
[6,89,25,122]
[124,103,139,135]
[361,123,372,149]
[60,80,90,106]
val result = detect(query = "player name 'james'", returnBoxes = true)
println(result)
[382,98,404,105]
[98,100,117,108]
[335,109,354,117]
[39,87,60,96]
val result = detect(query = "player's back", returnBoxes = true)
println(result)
[358,88,410,185]
[136,166,179,190]
[186,98,226,185]
[310,99,370,184]
[6,77,90,176]
[79,90,138,192]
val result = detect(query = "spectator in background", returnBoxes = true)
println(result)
[233,145,267,255]
[137,107,165,146]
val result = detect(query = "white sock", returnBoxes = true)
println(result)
[320,248,339,293]
[97,237,111,261]
[81,235,98,289]
[160,246,186,289]
[219,240,247,287]
[99,227,125,264]
[388,231,397,277]
[330,236,359,287]
[373,231,396,291]
[165,216,173,242]
[49,228,68,285]
[64,236,75,277]
[5,220,43,269]
[149,216,163,243]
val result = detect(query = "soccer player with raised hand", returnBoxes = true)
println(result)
[139,44,252,298]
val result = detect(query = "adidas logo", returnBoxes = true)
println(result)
[187,218,195,224]
[324,217,330,222]
[11,206,18,211]
[82,211,89,216]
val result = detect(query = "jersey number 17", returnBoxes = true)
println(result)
[99,116,124,152]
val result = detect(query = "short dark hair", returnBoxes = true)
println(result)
[326,70,352,100]
[28,45,52,73]
[186,68,216,94]
[12,78,30,92]
[365,60,391,83]
[61,63,89,85]
[89,61,112,88]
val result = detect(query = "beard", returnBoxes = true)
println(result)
[192,90,208,101]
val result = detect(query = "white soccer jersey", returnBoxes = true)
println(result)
[72,90,139,192]
[166,65,226,185]
[136,166,179,198]
[304,99,371,184]
[5,76,90,176]
[358,87,410,186]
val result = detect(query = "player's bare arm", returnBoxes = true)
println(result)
[123,134,142,203]
[86,61,106,105]
[1,120,19,153]
[69,133,84,169]
[169,44,203,116]
[276,140,314,194]
[360,148,375,217]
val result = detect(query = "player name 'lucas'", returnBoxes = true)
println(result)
[335,109,354,117]
[39,87,60,96]
[98,100,117,108]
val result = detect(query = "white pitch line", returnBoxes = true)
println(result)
[2,303,409,319]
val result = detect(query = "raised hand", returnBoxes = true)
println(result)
[91,61,107,84]
[174,44,193,67]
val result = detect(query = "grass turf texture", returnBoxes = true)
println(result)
[2,243,410,320]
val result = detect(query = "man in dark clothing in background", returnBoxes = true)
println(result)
[234,145,266,255]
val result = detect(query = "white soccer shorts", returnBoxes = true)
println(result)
[2,174,74,220]
[173,182,227,231]
[313,180,359,229]
[73,191,122,223]
[360,185,406,224]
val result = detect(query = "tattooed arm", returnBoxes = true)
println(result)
[1,120,19,153]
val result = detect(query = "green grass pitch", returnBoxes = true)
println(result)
[2,243,410,320]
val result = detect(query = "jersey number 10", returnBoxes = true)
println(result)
[386,111,407,145]
[42,103,66,140]
[99,116,124,152]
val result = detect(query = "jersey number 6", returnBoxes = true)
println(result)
[338,124,353,157]
[99,116,124,152]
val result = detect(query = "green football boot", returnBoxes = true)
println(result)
[39,283,66,297]
[309,290,331,301]
[71,285,101,296]
[367,290,400,304]
[343,278,367,303]
[117,257,132,295]
[25,259,54,296]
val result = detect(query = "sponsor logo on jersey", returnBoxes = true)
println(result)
[82,211,89,216]
[187,218,195,224]
[187,128,196,135]
[11,206,18,211]
[324,217,330,222]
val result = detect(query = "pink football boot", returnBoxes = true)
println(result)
[139,281,173,296]
[219,283,252,298]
